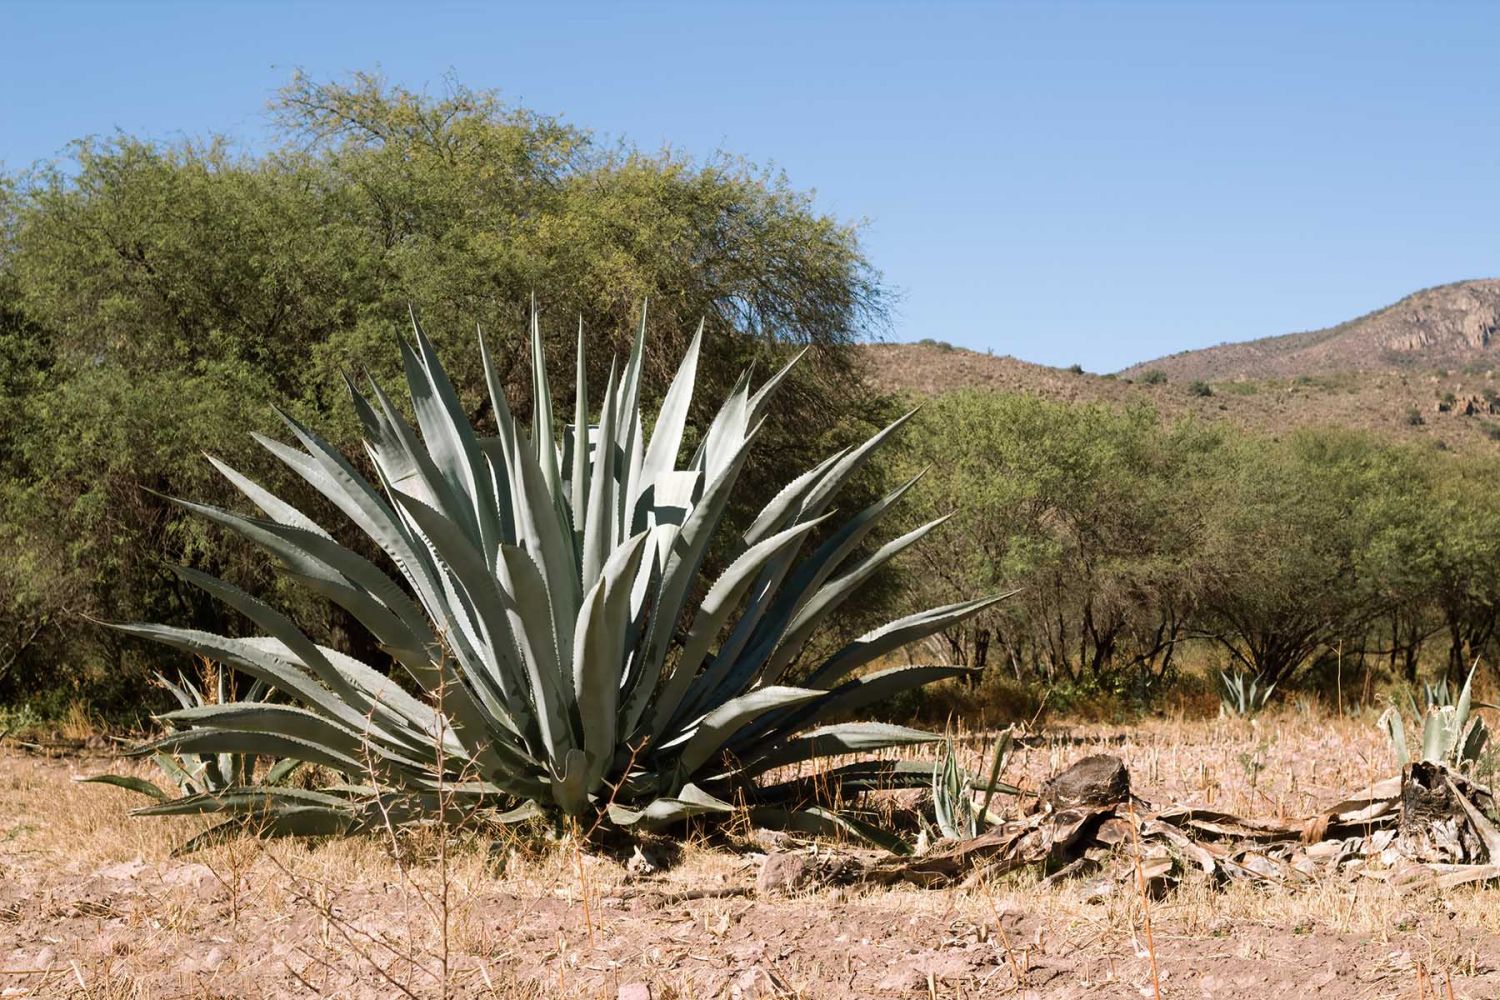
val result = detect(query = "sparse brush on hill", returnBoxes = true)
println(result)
[102,307,1001,850]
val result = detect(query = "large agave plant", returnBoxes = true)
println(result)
[114,307,1003,849]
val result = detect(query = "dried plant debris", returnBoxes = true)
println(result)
[863,753,1500,894]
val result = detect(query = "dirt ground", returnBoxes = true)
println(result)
[4,712,1500,998]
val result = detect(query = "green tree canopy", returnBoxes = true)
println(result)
[0,72,893,708]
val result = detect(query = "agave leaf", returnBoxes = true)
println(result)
[693,369,753,482]
[580,360,621,594]
[254,416,447,629]
[135,728,377,780]
[506,396,582,666]
[156,672,198,712]
[389,491,529,692]
[746,514,955,690]
[741,449,847,547]
[794,408,921,528]
[177,805,361,854]
[621,422,766,740]
[674,686,827,775]
[747,805,909,855]
[528,301,564,505]
[755,759,938,801]
[745,347,808,425]
[112,625,408,746]
[171,565,369,710]
[402,320,498,557]
[492,543,573,762]
[745,470,926,655]
[152,750,204,793]
[264,758,303,786]
[157,703,430,774]
[1379,706,1410,767]
[1456,663,1477,729]
[362,373,486,553]
[632,321,702,529]
[654,516,832,731]
[805,593,1014,689]
[476,328,520,543]
[569,320,590,556]
[977,729,1015,821]
[132,785,359,817]
[733,722,940,780]
[607,782,734,829]
[495,800,544,825]
[1424,707,1457,763]
[190,477,430,631]
[204,454,331,538]
[168,498,436,671]
[551,747,591,816]
[1462,718,1489,767]
[76,774,168,801]
[613,304,649,544]
[730,665,977,758]
[572,530,652,785]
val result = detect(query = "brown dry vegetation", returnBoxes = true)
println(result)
[6,710,1500,998]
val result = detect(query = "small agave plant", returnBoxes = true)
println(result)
[110,306,1004,850]
[1218,669,1275,719]
[83,667,300,801]
[1381,666,1489,771]
[930,730,1015,841]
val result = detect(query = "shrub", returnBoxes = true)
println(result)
[1189,380,1213,397]
[1140,369,1168,385]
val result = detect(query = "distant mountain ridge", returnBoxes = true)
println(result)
[1119,279,1500,381]
[861,278,1500,452]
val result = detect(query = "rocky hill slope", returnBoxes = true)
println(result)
[1119,279,1500,382]
[863,279,1500,451]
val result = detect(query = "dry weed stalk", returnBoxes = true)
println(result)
[1127,799,1163,1000]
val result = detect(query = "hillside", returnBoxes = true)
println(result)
[863,338,1500,451]
[865,278,1500,449]
[1119,279,1500,382]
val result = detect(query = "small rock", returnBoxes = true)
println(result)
[756,852,811,895]
[202,946,228,971]
[618,983,652,1000]
[1080,878,1116,903]
[161,862,217,889]
[1041,755,1130,811]
[95,859,147,881]
[625,845,662,879]
[749,828,796,851]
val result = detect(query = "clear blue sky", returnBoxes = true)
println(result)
[4,1,1497,372]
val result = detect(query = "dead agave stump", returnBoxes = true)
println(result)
[1397,761,1499,865]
